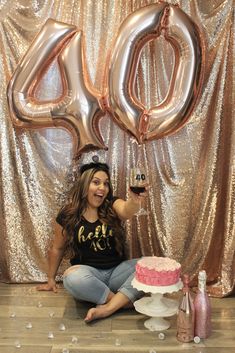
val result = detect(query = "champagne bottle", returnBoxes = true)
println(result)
[194,270,212,338]
[176,274,195,342]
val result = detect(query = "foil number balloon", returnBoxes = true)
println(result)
[107,3,204,142]
[7,19,107,156]
[7,3,204,156]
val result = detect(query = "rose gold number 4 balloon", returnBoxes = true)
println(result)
[7,3,204,157]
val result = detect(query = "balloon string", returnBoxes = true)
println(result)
[139,113,149,143]
[99,95,110,112]
[161,5,170,31]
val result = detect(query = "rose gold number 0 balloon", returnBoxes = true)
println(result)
[107,3,204,142]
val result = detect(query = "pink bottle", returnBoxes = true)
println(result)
[176,274,195,343]
[194,270,212,338]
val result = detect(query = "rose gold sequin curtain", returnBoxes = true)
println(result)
[0,0,234,297]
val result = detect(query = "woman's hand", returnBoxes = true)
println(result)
[36,278,58,293]
[113,184,149,220]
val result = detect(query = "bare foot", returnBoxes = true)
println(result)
[84,292,134,323]
[84,304,111,323]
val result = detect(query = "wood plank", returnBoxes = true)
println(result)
[0,347,51,353]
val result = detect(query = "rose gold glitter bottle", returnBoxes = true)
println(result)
[176,274,195,342]
[194,270,212,338]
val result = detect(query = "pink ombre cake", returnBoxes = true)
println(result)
[135,256,181,286]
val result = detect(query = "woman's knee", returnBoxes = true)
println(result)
[63,266,89,287]
[63,267,78,290]
[63,266,99,293]
[126,258,139,268]
[62,266,109,304]
[63,265,80,277]
[63,266,91,300]
[118,258,139,275]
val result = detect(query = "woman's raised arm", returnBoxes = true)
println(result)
[112,189,147,220]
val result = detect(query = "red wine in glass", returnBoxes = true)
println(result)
[130,186,146,194]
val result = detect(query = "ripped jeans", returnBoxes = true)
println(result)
[63,259,142,305]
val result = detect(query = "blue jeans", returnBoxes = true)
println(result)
[63,259,142,305]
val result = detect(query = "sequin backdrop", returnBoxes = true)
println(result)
[0,0,234,297]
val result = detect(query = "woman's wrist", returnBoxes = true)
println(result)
[125,196,141,216]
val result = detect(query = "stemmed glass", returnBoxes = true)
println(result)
[129,167,148,216]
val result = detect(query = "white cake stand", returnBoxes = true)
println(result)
[132,278,183,331]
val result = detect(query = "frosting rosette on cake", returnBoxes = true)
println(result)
[135,256,181,286]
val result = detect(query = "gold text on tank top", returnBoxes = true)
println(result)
[77,224,113,251]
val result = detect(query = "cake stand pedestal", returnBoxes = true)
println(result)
[132,278,183,331]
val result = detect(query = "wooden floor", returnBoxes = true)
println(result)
[0,283,234,353]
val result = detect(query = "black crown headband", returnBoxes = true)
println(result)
[79,156,109,175]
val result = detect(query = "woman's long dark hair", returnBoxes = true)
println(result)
[57,163,125,258]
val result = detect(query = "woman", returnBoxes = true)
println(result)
[37,160,146,322]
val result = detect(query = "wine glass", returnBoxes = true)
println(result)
[129,167,148,216]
